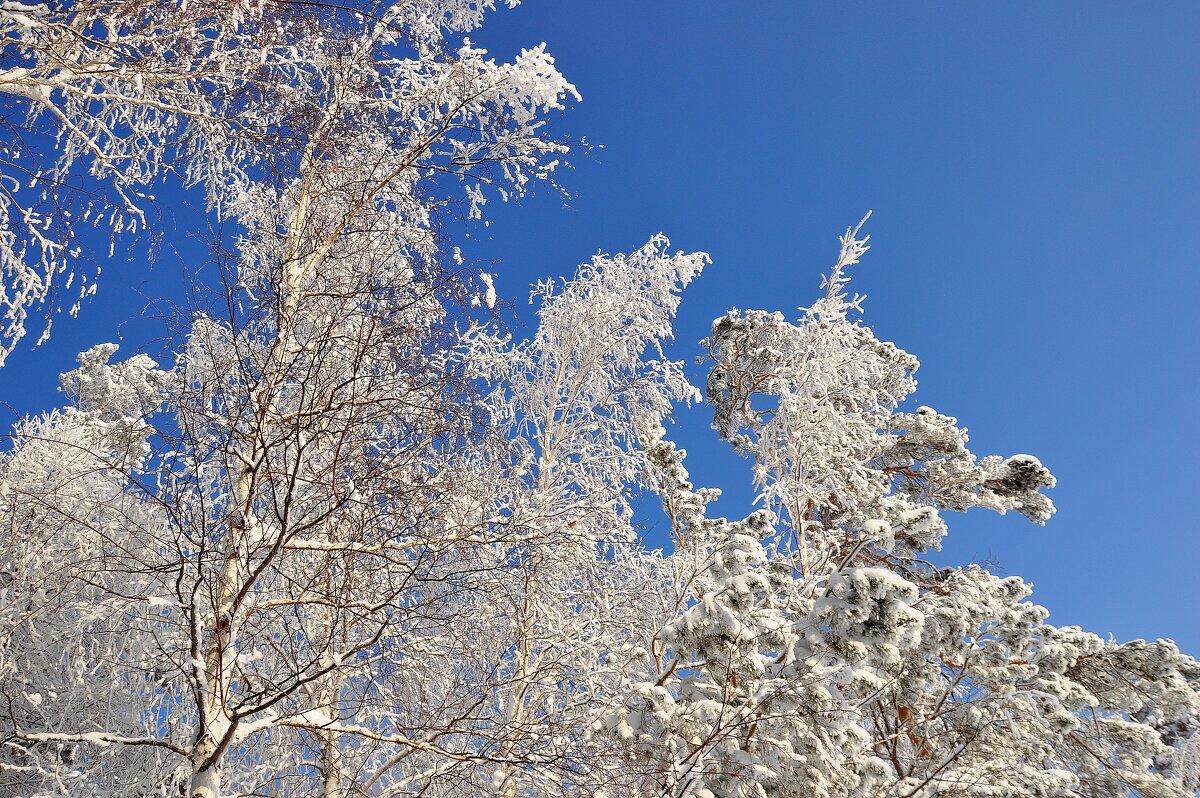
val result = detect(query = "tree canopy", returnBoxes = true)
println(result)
[0,2,1197,797]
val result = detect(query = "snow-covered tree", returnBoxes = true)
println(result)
[590,223,1200,798]
[0,0,572,360]
[0,5,1197,798]
[2,2,580,796]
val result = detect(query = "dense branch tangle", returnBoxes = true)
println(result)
[0,1,581,796]
[0,0,571,361]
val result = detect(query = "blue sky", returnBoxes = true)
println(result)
[1,2,1196,652]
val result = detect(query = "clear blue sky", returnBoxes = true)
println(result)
[1,2,1196,652]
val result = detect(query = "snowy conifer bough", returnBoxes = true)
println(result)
[0,5,1198,798]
